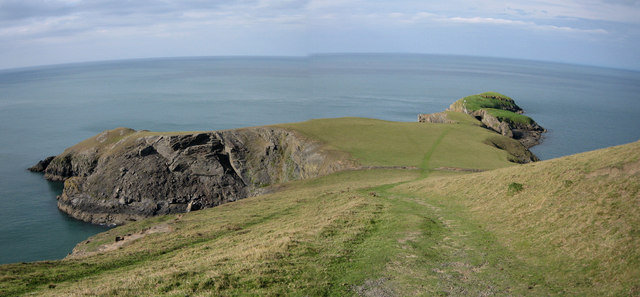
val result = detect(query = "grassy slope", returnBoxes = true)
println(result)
[394,140,640,296]
[1,117,638,296]
[276,116,517,171]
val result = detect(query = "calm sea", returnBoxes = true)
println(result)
[1,54,639,264]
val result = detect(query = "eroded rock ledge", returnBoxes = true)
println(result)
[30,127,354,225]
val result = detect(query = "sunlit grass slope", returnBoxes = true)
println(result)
[396,140,640,296]
[1,116,637,296]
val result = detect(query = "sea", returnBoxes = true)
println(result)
[1,54,639,264]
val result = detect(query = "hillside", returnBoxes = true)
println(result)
[2,96,638,296]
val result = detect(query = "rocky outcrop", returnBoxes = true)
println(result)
[469,109,546,148]
[33,127,355,225]
[418,93,545,163]
[443,93,546,149]
[28,156,55,173]
[417,112,457,124]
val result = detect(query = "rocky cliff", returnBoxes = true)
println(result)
[31,127,354,225]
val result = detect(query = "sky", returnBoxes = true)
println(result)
[0,0,639,70]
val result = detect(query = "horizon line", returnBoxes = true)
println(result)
[1,52,638,73]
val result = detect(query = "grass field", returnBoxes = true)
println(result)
[276,117,520,170]
[1,116,638,296]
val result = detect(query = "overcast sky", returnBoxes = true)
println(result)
[1,0,639,70]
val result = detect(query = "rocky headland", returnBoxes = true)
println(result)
[30,127,354,225]
[419,92,546,151]
[31,92,543,225]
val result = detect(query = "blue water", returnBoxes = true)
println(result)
[1,54,639,264]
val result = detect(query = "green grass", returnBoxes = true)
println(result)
[449,92,520,112]
[484,108,535,126]
[277,117,519,170]
[507,182,524,195]
[2,115,638,296]
[395,140,640,296]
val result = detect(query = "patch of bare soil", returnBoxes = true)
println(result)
[69,223,172,258]
[353,278,396,297]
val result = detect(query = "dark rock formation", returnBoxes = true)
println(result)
[32,127,354,225]
[28,156,55,172]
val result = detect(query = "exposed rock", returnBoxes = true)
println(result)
[469,109,546,149]
[472,109,514,138]
[28,156,55,172]
[34,127,355,225]
[417,112,457,124]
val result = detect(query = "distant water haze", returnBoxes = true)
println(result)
[0,54,639,264]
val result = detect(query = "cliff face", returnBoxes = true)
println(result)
[32,127,354,225]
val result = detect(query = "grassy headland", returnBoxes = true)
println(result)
[448,92,537,129]
[448,92,521,112]
[1,107,638,296]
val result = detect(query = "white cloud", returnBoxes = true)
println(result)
[447,17,529,26]
[442,16,608,34]
[0,0,635,69]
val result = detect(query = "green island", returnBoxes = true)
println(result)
[3,92,639,296]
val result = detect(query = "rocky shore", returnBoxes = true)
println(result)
[30,127,354,225]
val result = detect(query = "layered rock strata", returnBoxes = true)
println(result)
[31,127,354,225]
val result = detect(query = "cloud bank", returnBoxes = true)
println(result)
[0,0,638,69]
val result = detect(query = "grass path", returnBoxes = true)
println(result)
[419,127,450,178]
[343,180,549,296]
[340,135,545,296]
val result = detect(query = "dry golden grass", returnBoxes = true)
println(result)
[395,140,640,296]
